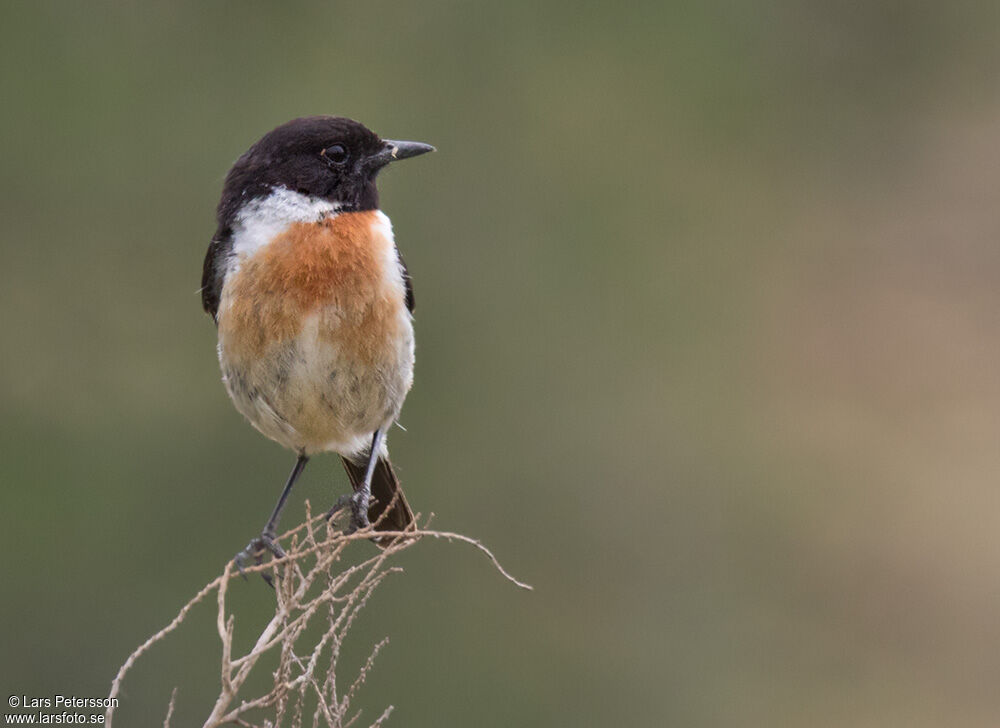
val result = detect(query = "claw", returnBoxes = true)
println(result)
[325,491,372,534]
[324,493,353,522]
[233,532,285,587]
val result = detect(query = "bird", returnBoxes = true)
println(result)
[200,116,434,572]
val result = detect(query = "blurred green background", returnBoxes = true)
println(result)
[3,1,1000,725]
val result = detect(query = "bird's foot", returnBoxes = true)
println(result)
[234,531,286,587]
[325,491,371,535]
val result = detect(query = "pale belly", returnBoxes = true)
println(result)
[213,207,414,456]
[218,310,414,456]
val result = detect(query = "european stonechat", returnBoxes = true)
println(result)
[200,116,433,571]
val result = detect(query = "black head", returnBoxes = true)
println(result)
[216,116,434,229]
[202,116,433,319]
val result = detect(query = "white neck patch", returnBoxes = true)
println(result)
[229,187,341,267]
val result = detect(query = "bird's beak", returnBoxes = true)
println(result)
[368,139,436,169]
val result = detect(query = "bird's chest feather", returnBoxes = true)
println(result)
[215,207,414,452]
[218,209,409,365]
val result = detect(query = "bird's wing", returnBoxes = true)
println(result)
[201,227,233,322]
[397,250,415,313]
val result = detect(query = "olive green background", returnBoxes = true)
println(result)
[3,1,1000,725]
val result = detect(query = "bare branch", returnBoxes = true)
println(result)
[162,687,178,728]
[106,506,531,727]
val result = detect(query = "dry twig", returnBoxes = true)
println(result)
[106,504,530,727]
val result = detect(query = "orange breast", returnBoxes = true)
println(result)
[219,210,404,364]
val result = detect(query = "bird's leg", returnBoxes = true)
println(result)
[327,429,384,534]
[235,454,309,582]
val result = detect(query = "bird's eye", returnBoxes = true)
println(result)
[321,144,348,165]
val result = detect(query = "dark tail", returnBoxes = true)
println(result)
[339,454,415,539]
